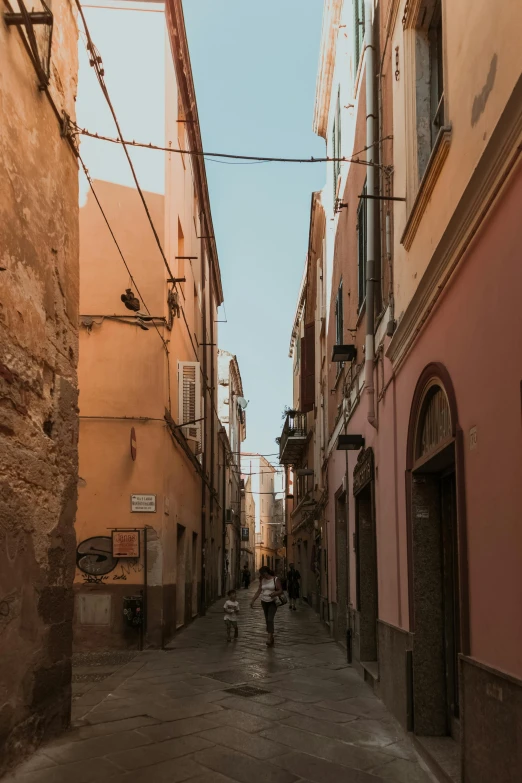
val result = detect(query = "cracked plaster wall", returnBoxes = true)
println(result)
[0,0,79,774]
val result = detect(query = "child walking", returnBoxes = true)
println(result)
[223,589,239,641]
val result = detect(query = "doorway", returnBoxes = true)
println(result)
[176,524,186,629]
[409,379,462,739]
[355,482,378,663]
[192,532,198,617]
[335,488,348,643]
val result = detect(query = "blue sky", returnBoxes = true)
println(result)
[78,0,325,460]
[183,0,325,458]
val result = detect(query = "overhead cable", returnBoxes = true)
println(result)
[73,125,390,168]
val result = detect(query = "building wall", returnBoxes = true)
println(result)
[391,0,522,319]
[76,181,204,648]
[0,0,79,772]
[308,2,522,779]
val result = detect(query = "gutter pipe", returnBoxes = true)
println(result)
[364,0,377,429]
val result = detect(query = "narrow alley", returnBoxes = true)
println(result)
[6,589,434,783]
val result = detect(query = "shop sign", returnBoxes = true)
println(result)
[112,530,140,558]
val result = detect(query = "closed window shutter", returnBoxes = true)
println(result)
[301,322,315,414]
[178,361,201,449]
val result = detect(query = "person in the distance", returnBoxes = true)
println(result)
[250,566,283,647]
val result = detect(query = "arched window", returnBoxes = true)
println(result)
[415,382,452,463]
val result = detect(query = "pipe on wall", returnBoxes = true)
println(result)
[364,0,377,429]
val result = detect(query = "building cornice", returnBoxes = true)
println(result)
[313,0,343,139]
[387,75,522,371]
[165,0,224,305]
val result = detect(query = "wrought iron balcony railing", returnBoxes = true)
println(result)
[279,411,308,465]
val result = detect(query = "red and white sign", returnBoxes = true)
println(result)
[112,530,140,558]
[130,427,137,461]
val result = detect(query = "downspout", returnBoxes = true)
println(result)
[209,229,216,599]
[222,439,227,596]
[200,229,207,614]
[377,12,395,334]
[364,0,377,429]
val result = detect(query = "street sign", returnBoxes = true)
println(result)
[131,494,156,513]
[130,427,137,461]
[112,530,140,558]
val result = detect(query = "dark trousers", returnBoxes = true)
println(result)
[261,600,277,633]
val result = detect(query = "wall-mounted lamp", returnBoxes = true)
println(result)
[332,344,357,363]
[336,434,365,451]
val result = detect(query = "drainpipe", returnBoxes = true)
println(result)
[200,228,207,614]
[364,0,377,429]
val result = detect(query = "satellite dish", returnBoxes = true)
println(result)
[237,397,249,410]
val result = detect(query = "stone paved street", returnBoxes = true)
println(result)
[5,588,435,783]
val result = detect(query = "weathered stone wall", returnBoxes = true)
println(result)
[0,0,79,774]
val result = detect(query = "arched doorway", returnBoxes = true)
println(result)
[406,365,468,740]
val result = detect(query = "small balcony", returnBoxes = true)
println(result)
[279,411,308,465]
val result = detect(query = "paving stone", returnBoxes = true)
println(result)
[42,731,153,764]
[260,725,392,771]
[369,758,433,782]
[282,713,389,746]
[195,746,298,783]
[182,772,240,783]
[48,716,160,745]
[273,751,387,783]
[106,735,212,770]
[283,701,360,723]
[146,701,224,721]
[6,758,122,783]
[198,725,287,760]
[112,755,207,783]
[210,707,272,733]
[8,754,57,775]
[317,697,391,719]
[215,696,292,721]
[135,716,220,742]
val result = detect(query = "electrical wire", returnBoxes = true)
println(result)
[74,2,222,431]
[73,125,388,168]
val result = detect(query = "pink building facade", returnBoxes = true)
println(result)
[283,2,522,780]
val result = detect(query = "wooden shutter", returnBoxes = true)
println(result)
[300,322,315,414]
[178,361,201,450]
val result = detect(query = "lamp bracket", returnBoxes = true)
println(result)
[4,0,53,89]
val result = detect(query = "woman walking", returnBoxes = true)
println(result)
[250,566,283,646]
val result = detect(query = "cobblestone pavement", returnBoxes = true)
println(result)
[6,587,436,783]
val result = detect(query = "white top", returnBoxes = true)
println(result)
[223,599,239,621]
[260,577,277,602]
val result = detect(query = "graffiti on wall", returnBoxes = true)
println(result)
[76,536,118,576]
[76,536,145,582]
[112,560,144,581]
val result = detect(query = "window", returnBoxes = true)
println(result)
[412,0,445,180]
[178,361,201,452]
[354,0,365,67]
[335,281,343,345]
[428,4,444,148]
[332,89,341,201]
[357,182,367,308]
